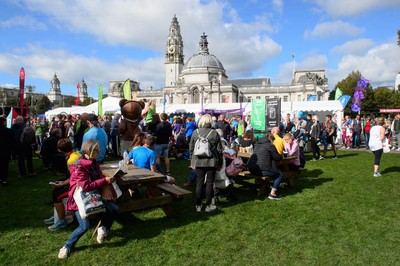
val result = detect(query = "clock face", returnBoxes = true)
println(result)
[168,45,175,53]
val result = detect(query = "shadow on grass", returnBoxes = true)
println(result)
[381,166,400,174]
[220,168,332,204]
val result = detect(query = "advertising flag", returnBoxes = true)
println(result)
[338,95,351,107]
[74,83,80,105]
[266,98,281,132]
[19,67,25,115]
[307,95,317,101]
[334,87,343,100]
[123,79,131,100]
[98,84,103,116]
[251,99,266,131]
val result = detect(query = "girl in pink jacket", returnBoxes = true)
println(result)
[58,139,118,259]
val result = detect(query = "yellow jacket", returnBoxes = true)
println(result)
[273,134,285,155]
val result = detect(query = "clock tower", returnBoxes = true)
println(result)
[165,15,184,90]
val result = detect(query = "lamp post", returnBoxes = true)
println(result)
[201,86,204,113]
[163,89,167,113]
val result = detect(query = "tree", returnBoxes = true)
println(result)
[35,95,52,114]
[6,97,18,107]
[81,97,95,106]
[331,71,362,114]
[64,96,78,107]
[374,87,395,108]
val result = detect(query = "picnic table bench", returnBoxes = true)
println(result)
[237,153,307,195]
[101,162,191,218]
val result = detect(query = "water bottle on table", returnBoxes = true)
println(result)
[122,150,129,172]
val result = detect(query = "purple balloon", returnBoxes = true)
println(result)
[357,77,370,88]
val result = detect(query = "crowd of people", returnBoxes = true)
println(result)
[0,103,395,259]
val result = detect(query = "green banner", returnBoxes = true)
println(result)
[98,84,103,116]
[251,99,266,131]
[123,79,131,100]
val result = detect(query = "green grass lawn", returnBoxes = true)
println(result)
[1,150,400,265]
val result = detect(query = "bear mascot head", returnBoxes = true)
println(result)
[119,99,145,124]
[119,99,145,141]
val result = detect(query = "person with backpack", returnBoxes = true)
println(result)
[321,114,338,159]
[189,114,223,213]
[11,116,36,177]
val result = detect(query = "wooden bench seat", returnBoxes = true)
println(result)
[157,183,192,200]
[238,171,272,196]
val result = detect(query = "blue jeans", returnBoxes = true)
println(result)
[353,131,361,147]
[261,170,284,190]
[364,132,370,148]
[64,201,119,250]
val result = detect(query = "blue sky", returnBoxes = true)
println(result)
[0,0,399,98]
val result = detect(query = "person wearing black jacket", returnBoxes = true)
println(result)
[215,114,231,142]
[0,116,16,184]
[154,113,173,175]
[11,116,36,177]
[246,133,283,200]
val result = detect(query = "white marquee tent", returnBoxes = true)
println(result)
[45,99,344,128]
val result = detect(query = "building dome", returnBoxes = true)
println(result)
[184,53,225,71]
[182,33,225,74]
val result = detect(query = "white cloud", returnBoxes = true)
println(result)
[272,0,283,13]
[328,40,400,88]
[2,0,281,90]
[0,45,164,96]
[312,0,400,17]
[305,20,364,39]
[0,15,46,30]
[331,39,375,55]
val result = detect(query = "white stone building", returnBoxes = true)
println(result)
[138,15,330,107]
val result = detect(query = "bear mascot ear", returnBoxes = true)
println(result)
[119,99,128,108]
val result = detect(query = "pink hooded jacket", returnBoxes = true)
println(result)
[284,139,300,166]
[66,157,107,211]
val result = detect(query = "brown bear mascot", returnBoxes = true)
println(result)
[118,99,145,154]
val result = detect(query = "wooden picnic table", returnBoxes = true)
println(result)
[237,152,300,187]
[101,161,191,218]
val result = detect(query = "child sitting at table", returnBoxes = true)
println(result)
[283,133,300,171]
[128,135,175,184]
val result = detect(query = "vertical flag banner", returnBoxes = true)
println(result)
[74,83,80,105]
[351,77,369,112]
[19,67,25,116]
[266,98,281,132]
[307,95,317,101]
[123,79,131,100]
[98,84,103,116]
[338,95,351,107]
[334,87,343,100]
[251,99,266,131]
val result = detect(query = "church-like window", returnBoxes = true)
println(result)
[192,87,200,103]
